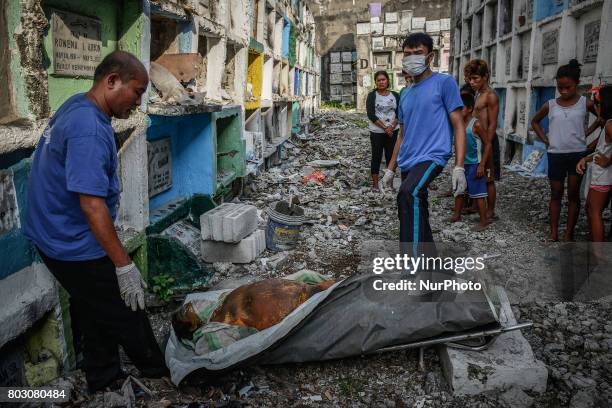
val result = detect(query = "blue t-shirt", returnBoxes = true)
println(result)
[24,93,120,261]
[397,73,463,171]
[465,117,482,165]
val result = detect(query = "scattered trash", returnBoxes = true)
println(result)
[260,251,290,271]
[238,383,253,397]
[103,376,153,408]
[302,170,326,184]
[297,133,313,141]
[140,111,607,406]
[522,150,544,173]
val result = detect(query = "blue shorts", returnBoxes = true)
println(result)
[465,164,488,199]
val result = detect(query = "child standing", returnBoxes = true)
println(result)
[531,60,598,241]
[449,92,491,230]
[577,86,612,242]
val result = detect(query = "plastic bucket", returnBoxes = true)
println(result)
[265,203,305,252]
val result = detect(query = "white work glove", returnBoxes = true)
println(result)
[381,168,395,191]
[116,262,147,311]
[452,166,467,197]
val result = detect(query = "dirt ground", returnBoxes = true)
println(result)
[55,109,612,408]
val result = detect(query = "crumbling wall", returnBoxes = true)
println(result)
[0,122,46,156]
[14,0,49,119]
[151,16,180,60]
[115,113,150,232]
[0,0,16,124]
[313,0,451,55]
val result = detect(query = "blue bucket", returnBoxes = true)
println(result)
[265,203,305,252]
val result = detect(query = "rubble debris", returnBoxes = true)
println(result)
[260,251,290,271]
[301,169,326,185]
[103,376,153,408]
[77,110,610,407]
[154,53,200,84]
[273,200,305,217]
[439,287,548,396]
[149,61,195,104]
[308,159,340,168]
[499,386,534,408]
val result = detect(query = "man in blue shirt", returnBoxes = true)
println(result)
[382,33,467,257]
[24,51,167,392]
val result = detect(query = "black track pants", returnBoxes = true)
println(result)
[37,248,168,392]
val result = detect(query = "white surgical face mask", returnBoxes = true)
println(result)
[402,54,430,77]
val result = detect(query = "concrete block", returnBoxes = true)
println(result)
[201,229,266,263]
[439,287,548,396]
[200,203,258,243]
[0,263,58,349]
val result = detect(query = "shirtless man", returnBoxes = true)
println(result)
[465,60,500,220]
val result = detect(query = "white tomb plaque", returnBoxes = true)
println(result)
[412,17,426,31]
[426,20,441,33]
[148,138,172,197]
[583,21,600,63]
[542,29,559,65]
[356,22,371,35]
[51,9,102,78]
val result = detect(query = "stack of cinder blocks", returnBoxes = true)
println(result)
[200,203,265,263]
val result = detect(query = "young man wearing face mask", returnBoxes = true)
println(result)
[382,33,467,258]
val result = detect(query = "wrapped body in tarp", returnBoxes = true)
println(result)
[165,272,499,385]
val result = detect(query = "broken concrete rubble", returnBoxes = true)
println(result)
[260,251,290,271]
[149,61,195,104]
[439,287,548,396]
[32,110,612,406]
[499,386,535,408]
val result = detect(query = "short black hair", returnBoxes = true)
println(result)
[374,70,389,83]
[600,85,612,121]
[402,33,434,53]
[460,83,475,96]
[461,92,475,109]
[556,59,581,83]
[93,50,146,83]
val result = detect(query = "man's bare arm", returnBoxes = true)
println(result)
[486,92,499,142]
[450,110,466,167]
[585,99,603,137]
[79,194,131,267]
[586,118,604,137]
[586,99,598,117]
[474,122,492,168]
